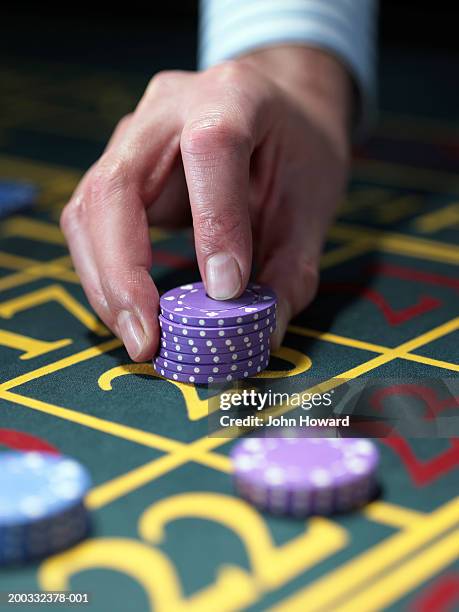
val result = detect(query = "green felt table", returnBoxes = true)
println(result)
[0,34,458,612]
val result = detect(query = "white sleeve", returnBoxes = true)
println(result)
[199,0,378,133]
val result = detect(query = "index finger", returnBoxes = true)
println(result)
[181,63,272,300]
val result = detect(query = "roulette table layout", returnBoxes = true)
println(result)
[0,21,458,612]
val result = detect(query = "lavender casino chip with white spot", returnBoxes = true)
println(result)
[160,282,277,326]
[153,357,267,384]
[155,282,277,384]
[160,327,272,352]
[154,349,270,375]
[158,311,275,338]
[231,435,379,516]
[158,345,265,364]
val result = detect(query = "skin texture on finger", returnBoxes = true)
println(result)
[89,188,159,361]
[180,63,273,301]
[61,191,111,326]
[84,167,161,361]
[70,156,161,361]
[61,163,115,328]
[61,112,139,333]
[81,75,189,360]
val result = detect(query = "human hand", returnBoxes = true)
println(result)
[61,46,351,361]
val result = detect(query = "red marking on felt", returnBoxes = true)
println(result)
[330,419,459,485]
[0,428,59,454]
[363,288,440,325]
[381,437,459,486]
[371,385,459,420]
[410,573,459,612]
[320,282,441,325]
[366,263,459,292]
[154,250,195,269]
[369,385,459,485]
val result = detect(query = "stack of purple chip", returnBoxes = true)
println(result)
[153,282,277,384]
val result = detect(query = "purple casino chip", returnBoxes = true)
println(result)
[160,282,277,326]
[231,435,379,516]
[159,312,275,339]
[158,344,267,364]
[153,357,268,384]
[160,327,273,353]
[161,338,258,354]
[156,282,277,384]
[154,350,270,375]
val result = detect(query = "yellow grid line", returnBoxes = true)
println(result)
[1,152,458,611]
[0,338,122,392]
[287,326,459,372]
[2,316,456,510]
[0,253,78,293]
[320,239,374,269]
[272,497,459,612]
[413,202,459,233]
[0,315,457,509]
[363,502,426,529]
[0,216,67,244]
[334,530,459,612]
[1,320,457,396]
[354,158,459,194]
[329,223,459,265]
[0,313,456,517]
[0,390,182,454]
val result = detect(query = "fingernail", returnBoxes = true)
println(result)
[117,310,146,359]
[206,252,241,300]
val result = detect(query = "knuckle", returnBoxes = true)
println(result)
[100,269,130,306]
[195,207,246,252]
[181,116,251,156]
[88,285,109,314]
[59,204,72,234]
[89,154,131,204]
[146,70,177,97]
[60,195,84,233]
[117,112,133,130]
[213,60,251,87]
[101,265,153,306]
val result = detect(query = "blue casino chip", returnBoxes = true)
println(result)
[0,180,38,218]
[0,452,92,565]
